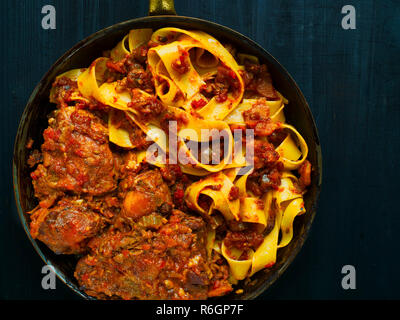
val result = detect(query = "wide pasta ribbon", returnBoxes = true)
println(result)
[220,170,306,279]
[79,59,166,149]
[185,171,240,221]
[221,174,276,280]
[148,27,244,120]
[234,173,267,228]
[148,39,205,101]
[77,57,110,102]
[275,124,308,170]
[221,242,254,281]
[275,172,306,248]
[250,191,281,275]
[168,107,237,173]
[110,29,153,61]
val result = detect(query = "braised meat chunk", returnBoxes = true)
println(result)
[119,169,172,220]
[75,210,210,300]
[31,107,117,207]
[30,197,105,255]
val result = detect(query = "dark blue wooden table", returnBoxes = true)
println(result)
[1,0,399,299]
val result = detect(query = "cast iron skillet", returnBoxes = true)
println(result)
[13,0,322,300]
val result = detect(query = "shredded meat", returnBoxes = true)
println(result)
[207,250,232,297]
[106,45,155,94]
[171,47,190,74]
[127,92,166,123]
[298,160,312,189]
[253,139,281,170]
[244,139,284,195]
[200,65,240,102]
[224,229,264,252]
[51,76,79,107]
[27,149,42,168]
[228,186,240,201]
[243,100,280,136]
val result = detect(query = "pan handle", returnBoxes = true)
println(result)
[148,0,177,16]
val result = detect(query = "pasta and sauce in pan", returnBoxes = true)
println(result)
[27,27,311,300]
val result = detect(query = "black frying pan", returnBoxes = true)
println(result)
[13,0,322,300]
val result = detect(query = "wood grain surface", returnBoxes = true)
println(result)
[1,0,399,299]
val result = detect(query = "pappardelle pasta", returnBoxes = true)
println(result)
[28,27,312,300]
